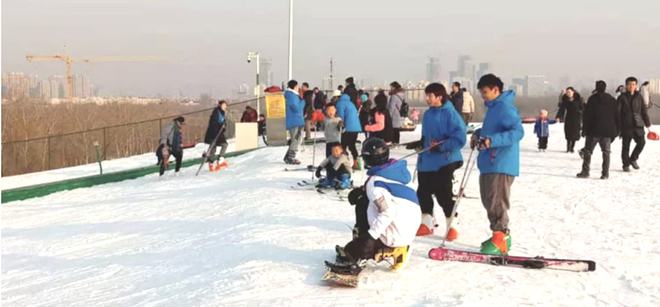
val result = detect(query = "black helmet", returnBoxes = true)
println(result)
[361,138,389,167]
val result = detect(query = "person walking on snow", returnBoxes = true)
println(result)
[315,144,353,190]
[470,74,524,255]
[461,88,476,125]
[406,83,466,240]
[533,109,557,152]
[336,138,421,272]
[204,100,229,172]
[450,82,464,115]
[577,80,620,179]
[555,87,584,153]
[618,76,652,172]
[157,116,185,176]
[284,80,306,165]
[335,93,363,169]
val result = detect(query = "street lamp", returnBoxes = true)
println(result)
[288,0,293,81]
[247,51,261,117]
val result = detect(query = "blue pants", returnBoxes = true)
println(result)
[318,167,351,189]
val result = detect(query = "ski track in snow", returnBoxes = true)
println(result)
[2,125,660,306]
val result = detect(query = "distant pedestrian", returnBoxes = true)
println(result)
[303,90,315,140]
[240,105,258,123]
[387,81,405,144]
[344,77,359,108]
[335,94,363,169]
[204,100,229,171]
[555,87,584,153]
[450,82,464,114]
[364,92,393,144]
[461,88,476,125]
[157,116,185,176]
[533,109,557,152]
[284,80,305,165]
[618,77,652,172]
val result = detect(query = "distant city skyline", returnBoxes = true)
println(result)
[3,0,660,97]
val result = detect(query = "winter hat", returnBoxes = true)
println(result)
[595,80,607,93]
[360,94,368,102]
[345,76,354,84]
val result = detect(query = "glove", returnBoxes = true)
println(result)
[430,139,442,152]
[348,187,368,207]
[337,121,345,130]
[315,167,322,178]
[469,134,479,149]
[478,137,491,150]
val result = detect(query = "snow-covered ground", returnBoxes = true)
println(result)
[2,124,660,306]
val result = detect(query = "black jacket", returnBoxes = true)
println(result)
[618,91,651,134]
[204,107,227,144]
[450,91,464,114]
[343,83,359,107]
[556,96,584,141]
[583,92,619,138]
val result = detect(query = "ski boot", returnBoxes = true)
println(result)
[480,231,512,255]
[335,245,351,264]
[375,245,410,271]
[416,213,436,236]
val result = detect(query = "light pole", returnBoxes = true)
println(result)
[247,51,261,117]
[288,0,294,81]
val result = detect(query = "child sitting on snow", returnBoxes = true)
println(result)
[533,109,557,152]
[330,138,421,275]
[315,144,352,189]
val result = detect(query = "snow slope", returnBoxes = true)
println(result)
[2,124,660,306]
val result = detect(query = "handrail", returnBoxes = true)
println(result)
[1,97,258,144]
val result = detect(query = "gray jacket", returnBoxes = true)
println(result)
[324,117,343,143]
[388,92,404,128]
[160,122,180,146]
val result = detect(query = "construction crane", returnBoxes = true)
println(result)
[26,54,163,100]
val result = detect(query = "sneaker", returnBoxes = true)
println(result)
[480,231,511,255]
[630,161,640,170]
[576,171,589,178]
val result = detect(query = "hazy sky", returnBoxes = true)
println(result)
[2,0,660,97]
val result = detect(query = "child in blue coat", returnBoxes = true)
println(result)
[533,109,557,152]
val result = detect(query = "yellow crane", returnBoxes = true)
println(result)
[26,54,163,100]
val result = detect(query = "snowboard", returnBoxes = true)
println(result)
[195,125,226,176]
[322,261,363,287]
[428,247,596,272]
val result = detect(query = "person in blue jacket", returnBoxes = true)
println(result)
[335,94,363,169]
[406,83,466,240]
[533,109,557,152]
[284,80,305,165]
[470,74,524,255]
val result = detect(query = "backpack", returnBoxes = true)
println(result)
[399,99,409,118]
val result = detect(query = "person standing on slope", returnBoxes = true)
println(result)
[470,74,524,255]
[336,137,421,272]
[577,80,620,179]
[450,82,464,115]
[344,77,359,109]
[406,83,466,240]
[617,76,652,172]
[204,100,229,172]
[387,81,405,144]
[284,80,306,165]
[335,93,363,170]
[157,116,186,176]
[461,88,476,125]
[555,87,584,153]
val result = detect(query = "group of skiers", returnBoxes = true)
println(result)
[327,74,523,275]
[532,77,653,179]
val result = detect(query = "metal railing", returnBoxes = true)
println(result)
[1,97,265,176]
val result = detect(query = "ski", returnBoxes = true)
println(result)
[195,125,226,176]
[284,165,314,172]
[428,247,596,272]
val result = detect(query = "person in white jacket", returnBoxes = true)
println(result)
[461,88,476,125]
[339,137,421,271]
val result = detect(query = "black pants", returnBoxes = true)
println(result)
[157,145,183,176]
[581,136,611,175]
[622,130,645,166]
[341,132,359,160]
[538,137,548,149]
[326,141,340,158]
[566,140,577,152]
[344,198,387,261]
[392,128,401,144]
[416,161,462,218]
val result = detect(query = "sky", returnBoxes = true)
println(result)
[2,0,660,97]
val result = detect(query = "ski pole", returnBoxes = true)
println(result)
[441,147,477,247]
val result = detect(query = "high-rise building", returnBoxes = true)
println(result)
[426,57,441,82]
[2,72,30,101]
[476,63,491,80]
[457,55,476,90]
[525,75,547,97]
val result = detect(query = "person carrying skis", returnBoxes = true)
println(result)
[406,82,466,240]
[204,100,229,172]
[470,74,524,255]
[315,144,352,190]
[533,109,557,152]
[157,116,185,176]
[334,138,421,273]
